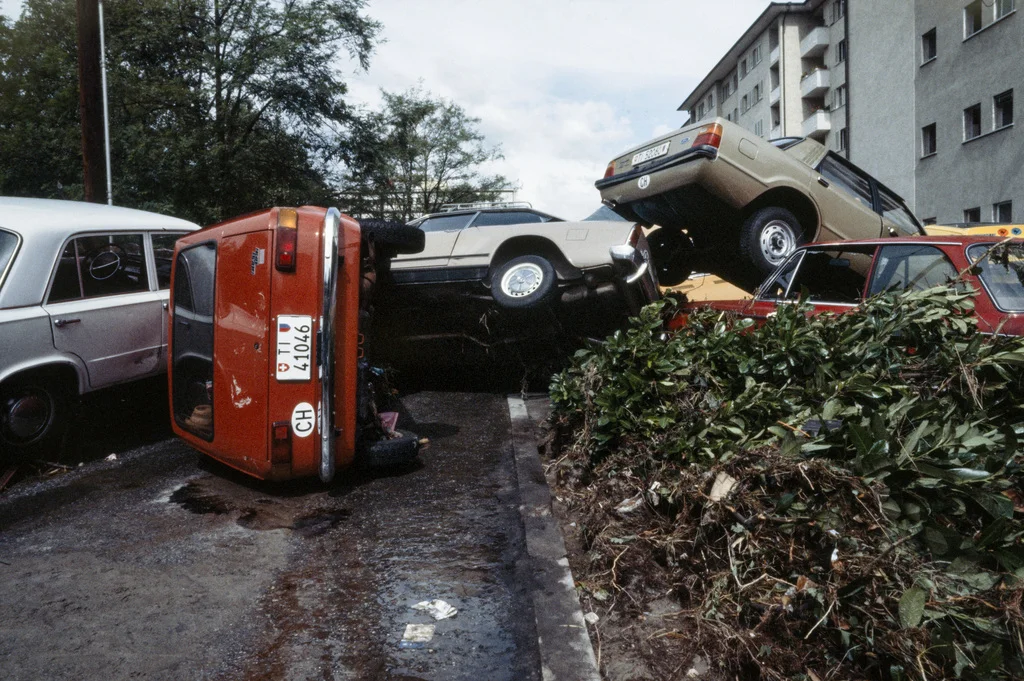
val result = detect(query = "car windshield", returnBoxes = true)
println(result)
[764,246,875,302]
[967,242,1024,311]
[0,229,18,292]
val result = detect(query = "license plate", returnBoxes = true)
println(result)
[631,141,670,166]
[276,315,314,381]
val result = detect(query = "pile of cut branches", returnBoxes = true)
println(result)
[549,289,1024,680]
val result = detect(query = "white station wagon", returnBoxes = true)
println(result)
[0,198,200,459]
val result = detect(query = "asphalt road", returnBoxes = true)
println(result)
[0,385,542,681]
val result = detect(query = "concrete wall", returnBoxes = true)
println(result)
[847,0,917,207]
[913,0,1022,223]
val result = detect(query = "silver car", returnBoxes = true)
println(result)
[0,198,200,459]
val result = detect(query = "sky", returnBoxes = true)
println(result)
[1,0,774,220]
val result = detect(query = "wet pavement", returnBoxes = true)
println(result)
[0,388,542,680]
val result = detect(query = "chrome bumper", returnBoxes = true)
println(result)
[319,208,341,483]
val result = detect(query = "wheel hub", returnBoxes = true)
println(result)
[4,392,52,442]
[760,221,797,265]
[501,264,543,298]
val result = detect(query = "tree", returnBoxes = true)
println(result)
[342,87,515,222]
[0,0,379,224]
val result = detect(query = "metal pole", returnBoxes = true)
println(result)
[98,0,113,205]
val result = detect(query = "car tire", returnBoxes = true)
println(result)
[740,207,805,276]
[0,377,70,461]
[490,255,557,309]
[647,228,695,286]
[359,219,425,255]
[363,429,420,467]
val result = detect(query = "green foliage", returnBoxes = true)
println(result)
[341,86,514,221]
[551,287,1024,679]
[0,0,379,223]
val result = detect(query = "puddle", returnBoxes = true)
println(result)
[169,478,350,535]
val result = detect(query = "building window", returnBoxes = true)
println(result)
[922,217,938,226]
[964,207,982,223]
[753,81,763,103]
[726,111,732,122]
[754,119,764,137]
[994,201,1013,222]
[733,107,739,121]
[732,73,739,91]
[837,0,846,19]
[965,0,984,36]
[836,39,847,64]
[723,80,732,98]
[922,123,937,156]
[996,0,1015,19]
[741,94,749,112]
[740,58,748,79]
[751,44,762,66]
[995,90,1013,128]
[832,85,847,109]
[964,103,982,140]
[836,127,848,151]
[922,28,937,62]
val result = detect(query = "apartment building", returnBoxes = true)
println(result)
[679,0,1020,225]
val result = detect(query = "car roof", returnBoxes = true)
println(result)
[410,204,563,224]
[805,234,1018,249]
[0,197,199,234]
[0,197,200,309]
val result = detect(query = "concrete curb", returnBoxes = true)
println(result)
[508,395,601,681]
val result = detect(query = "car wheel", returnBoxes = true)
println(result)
[740,207,804,276]
[363,430,420,467]
[490,255,557,309]
[647,228,695,286]
[359,219,425,255]
[0,378,69,461]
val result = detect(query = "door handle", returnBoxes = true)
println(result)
[53,318,81,328]
[163,301,169,310]
[817,177,830,187]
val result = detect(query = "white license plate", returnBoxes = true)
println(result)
[631,141,670,166]
[276,315,314,381]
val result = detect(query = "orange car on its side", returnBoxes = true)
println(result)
[168,206,424,482]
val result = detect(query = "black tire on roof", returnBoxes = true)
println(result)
[359,219,425,255]
[739,206,805,277]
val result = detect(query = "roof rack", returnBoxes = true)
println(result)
[439,201,532,213]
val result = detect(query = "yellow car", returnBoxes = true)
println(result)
[924,223,1024,237]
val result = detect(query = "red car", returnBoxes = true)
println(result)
[669,235,1024,335]
[168,207,424,482]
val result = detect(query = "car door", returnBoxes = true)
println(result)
[152,232,192,368]
[42,232,164,389]
[391,213,474,275]
[812,153,883,242]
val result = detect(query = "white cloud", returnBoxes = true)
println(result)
[348,0,773,218]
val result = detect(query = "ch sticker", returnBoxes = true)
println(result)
[638,175,651,190]
[291,402,315,438]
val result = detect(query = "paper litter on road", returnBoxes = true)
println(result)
[105,454,118,461]
[399,623,435,649]
[412,599,457,620]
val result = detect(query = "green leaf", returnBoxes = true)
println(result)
[898,585,927,629]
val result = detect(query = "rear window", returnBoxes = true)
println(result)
[968,242,1024,311]
[472,211,547,227]
[172,242,217,440]
[868,245,959,296]
[879,188,923,236]
[0,229,19,292]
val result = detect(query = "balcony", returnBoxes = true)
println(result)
[770,125,782,139]
[769,45,780,65]
[800,69,830,98]
[770,85,781,105]
[800,26,829,57]
[802,110,831,138]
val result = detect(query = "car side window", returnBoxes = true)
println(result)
[759,253,803,299]
[417,214,474,232]
[48,233,149,303]
[471,211,545,227]
[786,248,873,303]
[868,245,959,296]
[817,154,874,211]
[966,242,1024,311]
[153,233,187,290]
[878,188,922,236]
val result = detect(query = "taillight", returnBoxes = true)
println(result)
[275,208,298,272]
[271,421,292,464]
[692,123,723,149]
[604,161,616,178]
